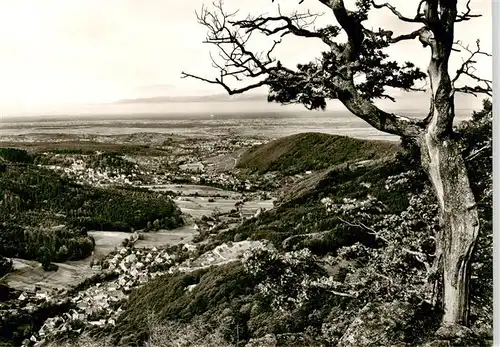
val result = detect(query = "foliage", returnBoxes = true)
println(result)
[108,262,256,346]
[219,156,415,250]
[45,334,115,347]
[138,317,233,347]
[0,256,13,277]
[267,33,427,109]
[85,152,138,176]
[0,148,34,164]
[46,318,231,347]
[236,132,399,175]
[243,248,354,312]
[0,163,183,232]
[0,223,94,264]
[456,99,493,338]
[0,158,183,264]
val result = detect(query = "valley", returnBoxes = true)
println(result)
[0,131,287,347]
[0,111,492,347]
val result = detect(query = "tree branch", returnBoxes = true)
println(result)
[371,1,423,23]
[451,39,492,97]
[327,289,358,298]
[181,1,295,95]
[464,144,490,162]
[338,216,389,243]
[323,0,424,136]
[184,0,426,137]
[374,272,394,286]
[231,7,324,38]
[403,247,432,273]
[180,72,268,95]
[365,27,427,44]
[455,0,482,22]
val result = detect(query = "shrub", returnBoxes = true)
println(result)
[0,256,13,277]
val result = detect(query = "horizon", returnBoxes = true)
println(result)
[0,0,492,117]
[1,89,486,119]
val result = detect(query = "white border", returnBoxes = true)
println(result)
[492,0,499,345]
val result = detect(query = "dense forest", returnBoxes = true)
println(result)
[0,149,184,267]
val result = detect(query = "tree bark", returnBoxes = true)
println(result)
[419,50,480,328]
[420,133,479,327]
[414,11,480,327]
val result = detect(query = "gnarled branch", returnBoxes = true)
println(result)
[337,216,389,243]
[232,5,324,38]
[323,0,424,136]
[180,72,268,95]
[371,1,423,23]
[455,0,482,22]
[181,1,293,94]
[372,0,480,24]
[365,27,427,44]
[183,0,429,137]
[403,247,432,273]
[451,39,492,97]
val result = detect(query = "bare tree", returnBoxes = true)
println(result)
[182,0,492,336]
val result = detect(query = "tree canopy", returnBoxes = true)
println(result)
[182,0,491,137]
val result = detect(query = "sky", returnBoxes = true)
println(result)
[0,0,492,115]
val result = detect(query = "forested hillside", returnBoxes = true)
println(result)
[0,150,183,268]
[103,101,491,347]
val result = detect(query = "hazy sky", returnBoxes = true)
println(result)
[0,0,492,114]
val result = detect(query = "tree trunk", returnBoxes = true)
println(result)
[419,130,479,328]
[417,21,480,330]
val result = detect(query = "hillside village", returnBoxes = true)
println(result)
[0,134,284,346]
[23,136,273,192]
[0,101,493,347]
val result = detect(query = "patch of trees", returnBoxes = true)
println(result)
[0,163,183,232]
[85,152,138,176]
[0,223,94,267]
[0,148,34,164]
[0,159,183,265]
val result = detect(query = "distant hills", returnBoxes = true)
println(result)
[115,93,268,104]
[114,90,483,112]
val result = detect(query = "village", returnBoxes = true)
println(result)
[0,135,282,347]
[32,135,276,192]
[9,238,270,346]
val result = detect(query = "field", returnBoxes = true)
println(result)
[0,106,491,347]
[5,226,198,293]
[0,111,401,141]
[0,109,475,142]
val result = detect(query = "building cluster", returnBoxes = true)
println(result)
[17,239,268,346]
[37,136,275,193]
